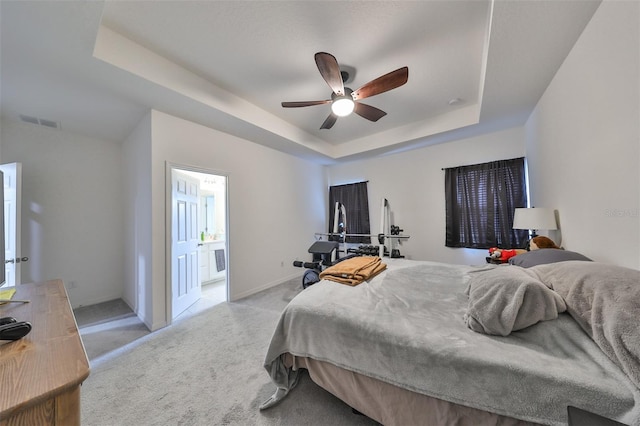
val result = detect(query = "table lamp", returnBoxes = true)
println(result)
[512,207,558,239]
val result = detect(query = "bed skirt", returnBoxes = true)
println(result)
[286,353,541,426]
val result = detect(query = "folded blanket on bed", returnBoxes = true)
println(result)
[533,261,640,390]
[319,256,386,286]
[464,266,566,336]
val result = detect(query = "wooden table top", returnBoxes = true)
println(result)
[0,280,90,419]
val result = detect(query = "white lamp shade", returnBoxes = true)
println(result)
[331,97,355,117]
[512,208,558,231]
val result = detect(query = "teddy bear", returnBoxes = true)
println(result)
[529,236,559,250]
[488,247,519,261]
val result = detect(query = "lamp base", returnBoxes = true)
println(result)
[525,230,539,251]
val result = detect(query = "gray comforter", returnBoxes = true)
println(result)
[263,260,640,425]
[534,261,640,390]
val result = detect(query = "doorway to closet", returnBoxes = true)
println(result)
[169,165,228,321]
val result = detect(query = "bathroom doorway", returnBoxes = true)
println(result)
[169,165,228,320]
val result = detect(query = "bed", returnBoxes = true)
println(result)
[261,255,640,426]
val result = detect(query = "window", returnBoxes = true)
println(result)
[445,157,528,249]
[328,182,370,244]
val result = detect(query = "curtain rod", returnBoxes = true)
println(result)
[441,156,525,171]
[330,180,369,187]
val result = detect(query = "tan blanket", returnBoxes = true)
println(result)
[319,256,387,286]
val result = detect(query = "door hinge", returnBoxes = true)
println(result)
[5,257,29,264]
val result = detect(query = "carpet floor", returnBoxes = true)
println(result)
[78,279,380,426]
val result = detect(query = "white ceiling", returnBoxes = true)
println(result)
[0,1,601,164]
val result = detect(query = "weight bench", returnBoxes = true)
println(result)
[292,241,339,288]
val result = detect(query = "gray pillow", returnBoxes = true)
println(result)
[464,266,566,336]
[508,248,591,268]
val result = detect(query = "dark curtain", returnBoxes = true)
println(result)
[328,182,371,244]
[445,157,528,249]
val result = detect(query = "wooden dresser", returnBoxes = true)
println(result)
[0,280,90,425]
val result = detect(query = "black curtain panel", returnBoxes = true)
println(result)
[328,182,371,244]
[445,157,528,249]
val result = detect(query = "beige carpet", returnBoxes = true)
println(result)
[80,279,380,425]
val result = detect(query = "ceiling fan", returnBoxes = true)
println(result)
[282,52,409,130]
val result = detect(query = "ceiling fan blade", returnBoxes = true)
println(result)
[320,113,338,130]
[315,52,344,96]
[282,100,331,108]
[354,102,387,122]
[351,66,408,101]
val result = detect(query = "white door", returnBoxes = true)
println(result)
[171,170,201,319]
[0,163,22,287]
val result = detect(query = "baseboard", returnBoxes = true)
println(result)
[230,272,302,301]
[119,298,158,332]
[146,317,167,332]
[70,293,124,310]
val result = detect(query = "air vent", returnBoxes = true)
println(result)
[19,114,60,129]
[38,118,59,129]
[19,114,39,125]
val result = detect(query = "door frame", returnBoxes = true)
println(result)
[164,162,230,325]
[0,162,22,287]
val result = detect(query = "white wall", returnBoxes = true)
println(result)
[328,126,525,265]
[0,118,125,307]
[525,0,640,269]
[122,112,153,325]
[142,110,325,330]
[3,0,634,326]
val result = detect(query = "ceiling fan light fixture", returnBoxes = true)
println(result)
[331,96,355,117]
[282,52,408,129]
